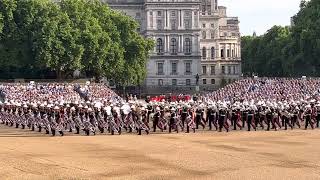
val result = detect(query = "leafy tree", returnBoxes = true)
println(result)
[242,0,320,77]
[0,0,154,82]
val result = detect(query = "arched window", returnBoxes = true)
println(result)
[170,38,177,54]
[156,38,163,54]
[202,47,207,58]
[201,0,206,15]
[202,31,206,39]
[184,38,191,54]
[211,47,215,59]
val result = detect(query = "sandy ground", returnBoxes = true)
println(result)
[0,126,320,180]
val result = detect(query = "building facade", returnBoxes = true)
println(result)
[103,0,241,93]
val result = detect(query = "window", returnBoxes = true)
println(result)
[170,38,178,54]
[156,38,163,54]
[211,79,216,84]
[211,47,215,59]
[224,32,228,37]
[184,19,191,29]
[203,79,207,85]
[211,23,214,28]
[202,24,206,28]
[221,66,225,74]
[202,5,206,15]
[232,49,235,57]
[211,31,215,39]
[150,12,153,16]
[202,47,206,58]
[211,66,215,75]
[221,49,225,58]
[202,66,207,75]
[233,66,237,74]
[172,79,177,86]
[227,49,230,57]
[171,62,177,74]
[157,20,162,29]
[171,11,176,17]
[185,62,191,73]
[171,20,177,30]
[157,62,164,75]
[202,31,206,39]
[150,16,154,27]
[184,38,191,54]
[136,12,141,17]
[157,11,162,16]
[158,79,163,86]
[185,11,191,17]
[228,66,231,74]
[207,5,211,15]
[186,79,191,86]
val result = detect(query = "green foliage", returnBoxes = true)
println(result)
[0,13,3,36]
[0,0,154,83]
[242,0,320,77]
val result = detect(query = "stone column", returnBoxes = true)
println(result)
[167,35,170,53]
[238,43,241,58]
[147,10,150,29]
[178,10,181,28]
[180,35,183,53]
[224,44,227,59]
[191,10,195,29]
[165,35,168,53]
[181,10,184,29]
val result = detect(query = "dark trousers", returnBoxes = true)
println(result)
[153,117,159,132]
[242,117,247,128]
[208,116,217,130]
[169,118,178,133]
[283,116,292,130]
[233,117,242,130]
[52,129,56,136]
[195,116,205,129]
[247,116,256,131]
[291,116,300,128]
[267,118,272,131]
[317,115,320,128]
[305,116,314,129]
[255,118,264,129]
[218,116,228,132]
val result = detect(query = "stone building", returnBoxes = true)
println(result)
[102,0,241,93]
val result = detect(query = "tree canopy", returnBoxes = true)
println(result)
[0,0,154,84]
[241,0,320,77]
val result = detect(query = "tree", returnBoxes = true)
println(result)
[0,13,3,36]
[0,0,154,82]
[241,0,320,77]
[291,0,320,76]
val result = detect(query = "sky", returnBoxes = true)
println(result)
[220,0,302,36]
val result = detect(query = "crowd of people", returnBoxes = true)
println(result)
[0,78,320,136]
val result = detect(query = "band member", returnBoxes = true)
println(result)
[207,105,218,131]
[169,107,178,133]
[316,104,320,128]
[247,106,256,131]
[305,105,314,130]
[195,106,205,129]
[218,105,229,132]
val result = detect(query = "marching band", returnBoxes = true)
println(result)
[1,98,320,136]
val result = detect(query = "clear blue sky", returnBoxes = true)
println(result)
[220,0,302,36]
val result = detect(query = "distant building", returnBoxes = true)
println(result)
[102,0,241,93]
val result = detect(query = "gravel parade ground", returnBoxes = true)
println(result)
[0,126,320,180]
